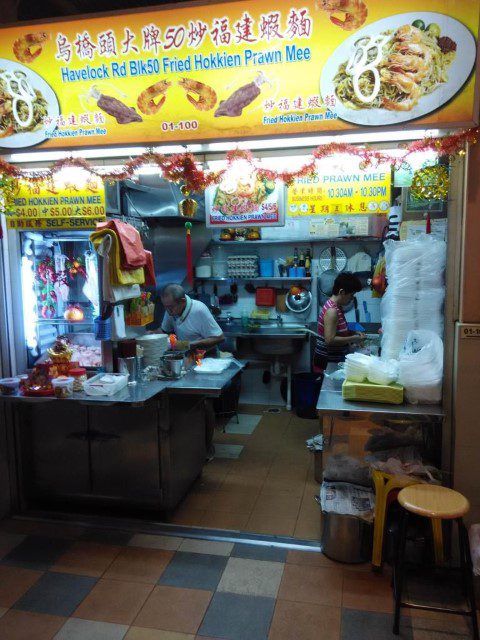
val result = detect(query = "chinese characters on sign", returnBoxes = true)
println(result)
[287,165,391,216]
[6,175,106,229]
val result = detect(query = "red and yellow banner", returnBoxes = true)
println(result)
[0,0,478,150]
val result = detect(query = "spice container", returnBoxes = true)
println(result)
[52,376,74,398]
[0,377,20,396]
[69,367,87,392]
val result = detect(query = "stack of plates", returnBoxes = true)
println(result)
[137,334,169,366]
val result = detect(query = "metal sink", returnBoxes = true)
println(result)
[218,320,307,355]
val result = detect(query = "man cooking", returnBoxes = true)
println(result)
[158,283,224,461]
[160,283,224,352]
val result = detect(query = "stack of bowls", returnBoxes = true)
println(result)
[345,353,371,382]
[137,334,169,367]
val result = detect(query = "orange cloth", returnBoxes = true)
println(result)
[97,220,147,269]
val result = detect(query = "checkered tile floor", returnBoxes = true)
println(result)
[0,519,475,639]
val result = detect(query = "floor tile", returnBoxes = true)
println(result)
[169,508,206,527]
[268,600,341,640]
[103,547,174,584]
[1,536,72,571]
[73,578,153,625]
[126,629,194,640]
[54,617,128,640]
[277,564,343,607]
[159,552,227,591]
[231,543,288,563]
[293,517,322,541]
[286,550,337,569]
[80,529,132,546]
[250,493,302,519]
[341,608,413,640]
[0,565,42,608]
[209,491,258,514]
[0,532,26,560]
[179,493,215,511]
[199,511,250,531]
[214,444,244,459]
[178,539,233,557]
[342,569,394,613]
[51,542,121,577]
[220,474,266,493]
[0,610,5,619]
[14,571,97,617]
[0,610,66,640]
[408,614,471,638]
[244,514,297,537]
[217,557,284,598]
[198,592,275,640]
[134,585,212,635]
[129,534,184,552]
[0,520,84,540]
[225,414,261,435]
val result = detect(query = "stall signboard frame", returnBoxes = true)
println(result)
[0,0,478,151]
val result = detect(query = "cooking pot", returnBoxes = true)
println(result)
[159,352,184,378]
[285,288,312,313]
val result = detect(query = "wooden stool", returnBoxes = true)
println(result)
[393,485,478,639]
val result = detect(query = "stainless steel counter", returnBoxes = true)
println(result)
[220,321,307,340]
[1,362,245,405]
[317,363,445,418]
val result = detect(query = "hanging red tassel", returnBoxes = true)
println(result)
[426,213,432,234]
[185,221,193,286]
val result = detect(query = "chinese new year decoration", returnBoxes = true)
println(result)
[410,165,450,201]
[0,128,477,198]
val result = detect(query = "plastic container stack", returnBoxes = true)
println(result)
[380,236,446,360]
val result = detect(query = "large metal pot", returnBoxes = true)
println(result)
[316,497,373,563]
[159,352,184,378]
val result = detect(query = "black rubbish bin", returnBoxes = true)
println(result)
[293,372,323,419]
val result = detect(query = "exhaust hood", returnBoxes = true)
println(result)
[121,176,205,221]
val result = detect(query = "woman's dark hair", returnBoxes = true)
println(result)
[332,272,362,295]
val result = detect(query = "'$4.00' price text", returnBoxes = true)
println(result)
[161,120,199,132]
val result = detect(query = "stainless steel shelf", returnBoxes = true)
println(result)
[194,277,312,282]
[34,319,95,326]
[211,237,383,245]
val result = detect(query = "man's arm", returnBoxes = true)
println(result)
[189,305,225,351]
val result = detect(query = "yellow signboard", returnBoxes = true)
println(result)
[287,163,391,215]
[0,1,478,150]
[7,175,106,227]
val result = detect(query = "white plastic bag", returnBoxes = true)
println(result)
[398,330,443,404]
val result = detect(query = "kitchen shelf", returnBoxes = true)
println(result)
[34,319,95,326]
[211,237,383,245]
[194,277,312,282]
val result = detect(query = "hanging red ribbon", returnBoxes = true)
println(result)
[185,221,193,287]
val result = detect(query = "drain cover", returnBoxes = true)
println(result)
[265,408,281,414]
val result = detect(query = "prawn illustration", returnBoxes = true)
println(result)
[137,80,171,115]
[178,78,217,111]
[13,32,50,64]
[380,69,421,111]
[316,0,368,31]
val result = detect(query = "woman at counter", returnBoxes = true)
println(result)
[313,272,365,376]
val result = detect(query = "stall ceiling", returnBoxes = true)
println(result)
[12,0,187,22]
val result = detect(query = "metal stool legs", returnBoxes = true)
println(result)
[393,512,479,639]
[393,509,409,635]
[458,519,479,640]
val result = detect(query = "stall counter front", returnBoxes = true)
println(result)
[1,362,244,517]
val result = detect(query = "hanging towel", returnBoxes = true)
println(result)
[90,229,145,286]
[143,250,156,287]
[93,235,142,302]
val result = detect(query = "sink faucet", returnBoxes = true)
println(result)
[276,314,283,327]
[224,312,232,325]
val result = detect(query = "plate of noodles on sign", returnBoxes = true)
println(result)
[320,12,476,126]
[0,58,59,148]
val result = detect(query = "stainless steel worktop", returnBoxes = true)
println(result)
[1,362,245,405]
[317,363,445,417]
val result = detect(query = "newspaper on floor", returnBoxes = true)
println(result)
[320,481,375,522]
[306,434,323,451]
